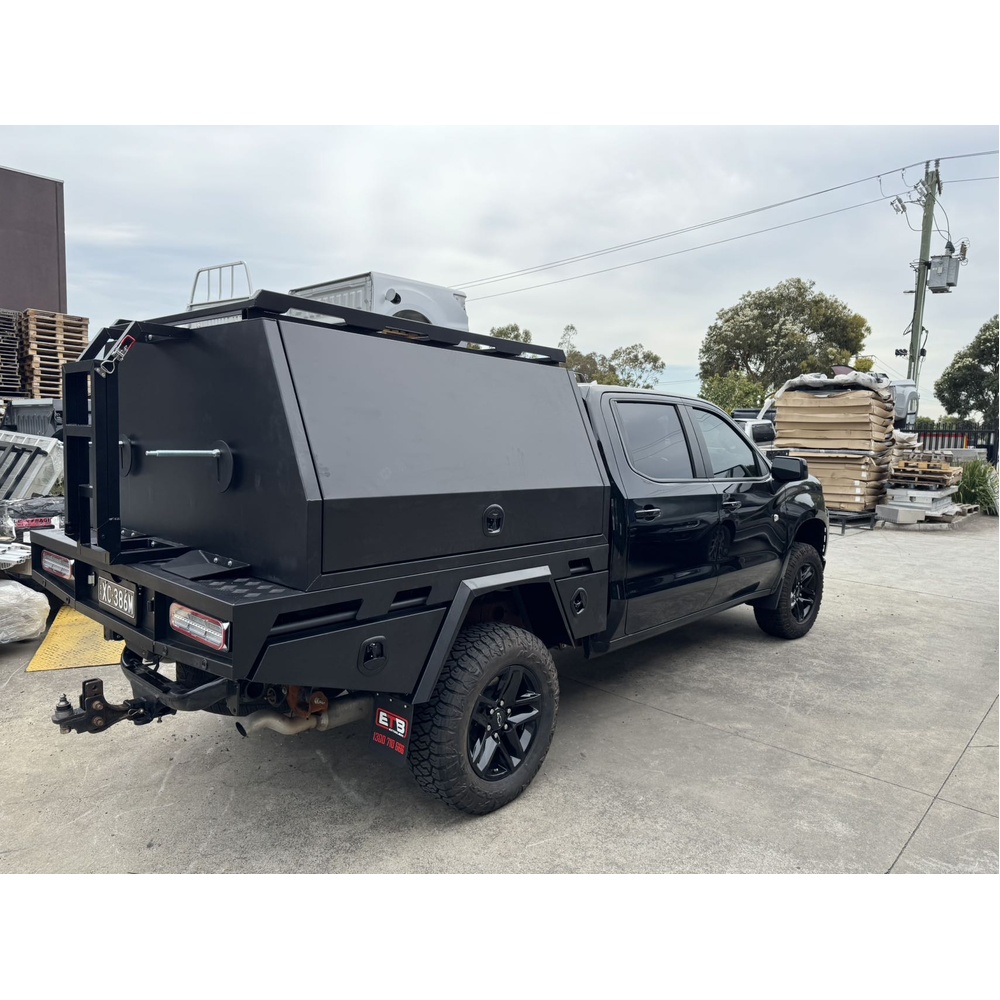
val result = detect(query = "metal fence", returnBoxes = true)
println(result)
[917,426,998,463]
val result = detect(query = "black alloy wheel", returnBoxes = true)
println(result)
[409,623,559,814]
[752,541,824,640]
[468,664,542,781]
[789,561,819,623]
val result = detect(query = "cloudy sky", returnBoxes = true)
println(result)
[4,125,995,418]
[3,6,997,421]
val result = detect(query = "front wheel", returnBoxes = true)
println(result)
[753,542,824,639]
[408,623,559,814]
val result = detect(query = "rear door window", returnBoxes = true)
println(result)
[613,401,694,480]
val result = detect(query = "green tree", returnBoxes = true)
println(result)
[608,343,666,389]
[559,325,614,382]
[935,415,964,430]
[933,315,998,425]
[559,325,665,388]
[699,370,767,412]
[914,416,937,430]
[698,278,871,395]
[489,322,532,343]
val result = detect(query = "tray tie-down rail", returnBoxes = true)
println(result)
[51,650,232,734]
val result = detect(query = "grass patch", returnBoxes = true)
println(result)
[954,459,999,515]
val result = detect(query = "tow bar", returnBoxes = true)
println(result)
[52,678,175,734]
[52,649,236,734]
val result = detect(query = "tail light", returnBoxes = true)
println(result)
[169,603,230,651]
[41,551,74,581]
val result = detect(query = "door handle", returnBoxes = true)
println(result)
[635,506,660,521]
[722,501,742,511]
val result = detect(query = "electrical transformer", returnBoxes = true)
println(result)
[927,255,961,293]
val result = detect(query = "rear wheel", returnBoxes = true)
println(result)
[408,623,558,814]
[753,542,823,639]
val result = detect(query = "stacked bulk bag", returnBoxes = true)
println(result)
[773,373,895,513]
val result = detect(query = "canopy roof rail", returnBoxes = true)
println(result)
[143,290,566,364]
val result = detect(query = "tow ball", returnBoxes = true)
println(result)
[52,679,175,735]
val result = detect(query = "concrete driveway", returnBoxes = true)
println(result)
[1,516,996,874]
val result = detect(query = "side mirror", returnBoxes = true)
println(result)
[751,422,776,444]
[771,456,808,482]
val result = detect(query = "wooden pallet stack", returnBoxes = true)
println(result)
[775,386,895,513]
[17,309,89,399]
[0,309,22,397]
[888,459,963,489]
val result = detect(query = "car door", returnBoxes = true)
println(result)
[604,396,722,635]
[684,405,785,605]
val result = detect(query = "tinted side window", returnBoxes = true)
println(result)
[614,401,694,480]
[692,409,761,479]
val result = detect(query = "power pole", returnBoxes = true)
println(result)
[906,161,940,387]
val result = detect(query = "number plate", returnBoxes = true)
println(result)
[97,576,138,623]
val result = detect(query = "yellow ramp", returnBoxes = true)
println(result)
[27,606,125,672]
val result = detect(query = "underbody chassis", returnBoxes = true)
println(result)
[52,648,379,744]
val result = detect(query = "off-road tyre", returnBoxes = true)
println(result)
[753,541,823,640]
[408,623,559,815]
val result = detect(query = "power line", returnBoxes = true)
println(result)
[467,192,907,302]
[454,150,998,291]
[933,199,952,241]
[456,177,883,290]
[933,151,999,163]
[869,356,909,380]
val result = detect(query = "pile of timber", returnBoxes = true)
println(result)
[775,381,895,513]
[17,309,89,399]
[887,459,963,489]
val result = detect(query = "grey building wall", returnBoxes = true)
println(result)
[0,166,67,313]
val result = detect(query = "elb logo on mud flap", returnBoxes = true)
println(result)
[370,698,413,761]
[376,709,408,739]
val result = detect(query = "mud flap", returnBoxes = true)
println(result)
[370,695,412,764]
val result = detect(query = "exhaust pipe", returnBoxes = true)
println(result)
[236,695,374,738]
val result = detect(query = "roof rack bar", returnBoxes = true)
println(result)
[141,290,566,364]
